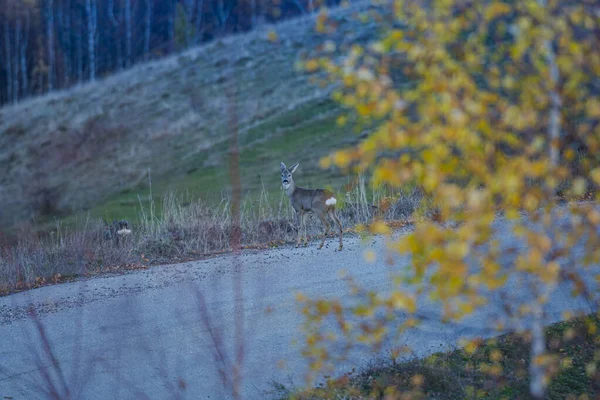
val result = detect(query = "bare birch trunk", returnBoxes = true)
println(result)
[183,0,194,47]
[76,12,83,84]
[529,2,561,399]
[144,0,152,61]
[58,0,71,86]
[20,11,30,97]
[3,21,11,102]
[167,0,175,53]
[125,0,132,67]
[85,0,97,82]
[250,0,256,28]
[195,0,204,44]
[13,17,20,103]
[108,0,118,26]
[46,0,55,91]
[533,33,561,400]
[529,299,546,399]
[216,0,231,34]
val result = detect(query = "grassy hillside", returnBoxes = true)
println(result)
[0,1,381,232]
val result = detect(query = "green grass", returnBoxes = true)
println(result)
[49,99,357,229]
[277,314,600,399]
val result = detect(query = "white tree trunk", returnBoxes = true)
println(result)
[538,0,561,167]
[183,0,194,47]
[250,0,256,28]
[167,0,175,52]
[85,0,97,82]
[14,17,20,103]
[529,301,546,399]
[216,0,231,33]
[76,12,83,84]
[4,21,12,102]
[46,0,55,91]
[546,43,561,167]
[108,0,119,26]
[195,0,204,44]
[20,10,30,97]
[125,0,132,67]
[144,0,152,61]
[58,0,71,86]
[291,0,306,14]
[529,3,561,398]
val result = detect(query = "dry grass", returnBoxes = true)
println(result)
[0,181,423,295]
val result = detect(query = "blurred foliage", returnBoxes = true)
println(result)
[297,0,600,397]
[284,314,599,399]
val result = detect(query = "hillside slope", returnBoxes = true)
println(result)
[0,1,381,230]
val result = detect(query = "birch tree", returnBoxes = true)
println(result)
[75,7,83,83]
[215,0,232,35]
[167,0,175,53]
[124,0,132,67]
[20,9,29,97]
[4,17,13,101]
[13,15,20,102]
[57,0,71,86]
[182,0,195,47]
[299,0,600,397]
[45,0,54,90]
[85,0,97,82]
[142,0,151,61]
[195,0,204,44]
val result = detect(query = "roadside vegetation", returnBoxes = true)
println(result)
[273,314,600,399]
[0,181,423,295]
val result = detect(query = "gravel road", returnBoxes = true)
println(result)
[0,211,598,399]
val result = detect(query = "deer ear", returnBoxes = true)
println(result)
[289,162,299,174]
[280,162,287,172]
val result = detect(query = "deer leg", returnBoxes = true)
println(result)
[329,209,343,251]
[302,213,309,246]
[296,211,304,248]
[316,210,330,249]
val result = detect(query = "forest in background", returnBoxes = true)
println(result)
[0,0,338,106]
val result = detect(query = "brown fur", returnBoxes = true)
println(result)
[281,162,343,250]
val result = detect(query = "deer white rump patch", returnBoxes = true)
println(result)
[117,229,132,236]
[325,197,337,206]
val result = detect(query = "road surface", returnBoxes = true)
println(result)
[0,210,598,399]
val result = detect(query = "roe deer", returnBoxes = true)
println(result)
[280,162,343,250]
[103,220,132,246]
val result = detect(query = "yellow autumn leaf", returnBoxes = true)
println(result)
[333,150,351,168]
[391,292,416,313]
[572,177,586,196]
[370,221,391,235]
[304,59,319,72]
[319,156,332,169]
[485,2,511,20]
[586,98,600,118]
[364,250,376,263]
[295,292,308,302]
[267,30,278,42]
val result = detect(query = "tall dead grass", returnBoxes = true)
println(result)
[0,180,423,294]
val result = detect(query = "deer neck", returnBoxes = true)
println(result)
[284,180,296,197]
